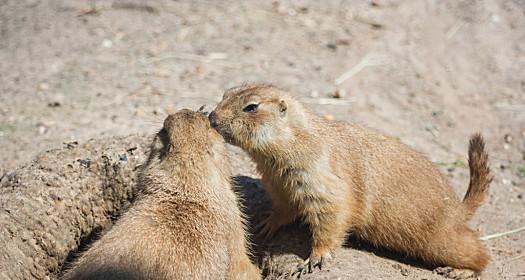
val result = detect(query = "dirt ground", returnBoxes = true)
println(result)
[1,0,524,279]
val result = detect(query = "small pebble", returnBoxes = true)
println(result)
[102,39,113,48]
[165,103,174,114]
[336,38,350,46]
[37,83,49,91]
[298,7,308,13]
[491,14,501,23]
[36,122,53,135]
[119,154,128,161]
[156,69,171,78]
[48,101,61,108]
[326,42,337,51]
[77,159,91,168]
[47,94,65,108]
[37,124,48,135]
[324,114,335,121]
[332,89,346,99]
[301,17,317,27]
[504,134,512,143]
[392,264,409,276]
[64,141,78,149]
[127,147,138,154]
[78,6,98,16]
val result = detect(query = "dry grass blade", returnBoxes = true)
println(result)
[480,226,525,241]
[144,53,241,68]
[509,253,525,262]
[446,21,467,39]
[494,103,525,111]
[300,97,355,105]
[335,54,389,85]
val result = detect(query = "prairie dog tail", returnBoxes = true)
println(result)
[462,133,493,219]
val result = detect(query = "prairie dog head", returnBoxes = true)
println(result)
[147,109,228,169]
[209,84,304,152]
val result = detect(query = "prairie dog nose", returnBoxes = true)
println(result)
[208,111,218,127]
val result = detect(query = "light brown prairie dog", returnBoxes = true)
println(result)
[62,109,260,280]
[209,84,492,277]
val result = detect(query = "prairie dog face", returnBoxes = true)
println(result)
[209,85,291,151]
[148,109,227,165]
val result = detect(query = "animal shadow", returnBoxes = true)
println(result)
[233,176,434,278]
[232,176,311,277]
[343,235,434,271]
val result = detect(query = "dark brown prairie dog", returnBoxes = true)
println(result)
[209,84,492,277]
[62,109,260,280]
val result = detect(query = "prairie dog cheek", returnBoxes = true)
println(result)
[253,123,273,149]
[251,122,295,149]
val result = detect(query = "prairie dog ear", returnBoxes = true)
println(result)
[279,99,287,116]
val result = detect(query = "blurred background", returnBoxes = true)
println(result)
[1,0,524,278]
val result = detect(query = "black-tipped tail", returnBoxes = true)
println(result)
[462,133,493,219]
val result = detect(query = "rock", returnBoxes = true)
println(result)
[0,135,149,279]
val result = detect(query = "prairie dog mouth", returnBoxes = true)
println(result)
[207,111,237,144]
[214,126,234,143]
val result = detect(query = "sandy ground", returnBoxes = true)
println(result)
[1,0,524,279]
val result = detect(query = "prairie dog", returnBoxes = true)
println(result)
[209,84,492,277]
[63,109,260,280]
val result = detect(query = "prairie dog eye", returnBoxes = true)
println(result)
[243,103,259,113]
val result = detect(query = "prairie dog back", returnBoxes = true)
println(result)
[62,109,260,280]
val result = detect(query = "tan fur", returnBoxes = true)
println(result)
[62,110,260,280]
[209,85,492,273]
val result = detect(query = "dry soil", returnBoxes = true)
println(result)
[1,0,524,279]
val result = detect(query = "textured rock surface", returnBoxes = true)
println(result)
[0,136,150,279]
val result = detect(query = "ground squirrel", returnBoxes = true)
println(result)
[62,109,260,280]
[209,84,492,278]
